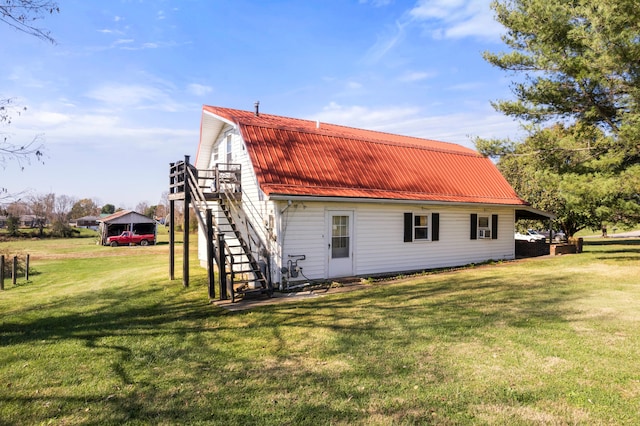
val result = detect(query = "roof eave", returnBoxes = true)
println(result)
[195,109,238,169]
[267,193,529,208]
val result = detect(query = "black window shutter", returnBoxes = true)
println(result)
[431,213,440,241]
[404,213,413,242]
[491,214,498,239]
[470,214,478,240]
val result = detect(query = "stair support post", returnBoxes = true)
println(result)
[217,232,228,300]
[169,162,175,281]
[183,155,190,288]
[206,209,216,300]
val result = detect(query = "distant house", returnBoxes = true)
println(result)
[98,210,156,245]
[0,215,46,229]
[19,215,40,228]
[172,105,551,295]
[71,216,100,231]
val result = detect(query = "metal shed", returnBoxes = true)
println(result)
[98,210,157,245]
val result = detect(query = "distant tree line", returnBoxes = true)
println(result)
[1,191,175,238]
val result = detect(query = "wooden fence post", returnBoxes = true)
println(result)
[12,256,17,286]
[0,255,4,290]
[25,254,30,281]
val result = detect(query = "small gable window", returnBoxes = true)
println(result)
[226,134,232,164]
[212,144,219,163]
[404,212,440,242]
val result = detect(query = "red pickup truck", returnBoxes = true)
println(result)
[106,231,155,247]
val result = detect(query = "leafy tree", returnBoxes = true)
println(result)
[69,198,99,219]
[143,205,157,219]
[485,0,640,136]
[480,0,640,235]
[479,124,640,236]
[101,204,115,215]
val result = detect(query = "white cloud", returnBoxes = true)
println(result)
[309,102,523,149]
[359,0,393,6]
[85,83,180,112]
[447,81,485,91]
[187,83,213,96]
[310,102,421,131]
[36,112,72,126]
[10,106,196,150]
[364,20,408,64]
[398,70,437,82]
[365,1,502,63]
[409,0,503,41]
[116,40,184,51]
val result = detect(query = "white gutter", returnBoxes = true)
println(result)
[267,193,532,209]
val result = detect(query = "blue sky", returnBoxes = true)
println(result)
[2,0,522,210]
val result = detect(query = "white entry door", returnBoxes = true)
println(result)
[328,211,354,278]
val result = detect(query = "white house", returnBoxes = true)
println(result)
[183,105,548,295]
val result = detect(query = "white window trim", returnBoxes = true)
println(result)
[478,215,491,239]
[413,213,430,241]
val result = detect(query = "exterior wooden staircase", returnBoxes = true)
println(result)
[169,158,272,301]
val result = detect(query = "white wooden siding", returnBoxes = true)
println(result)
[277,202,327,280]
[277,201,517,282]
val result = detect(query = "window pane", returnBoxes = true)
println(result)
[332,216,349,258]
[332,237,349,258]
[414,228,428,240]
[478,216,489,228]
[414,215,428,227]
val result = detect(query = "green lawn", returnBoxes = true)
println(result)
[1,237,639,425]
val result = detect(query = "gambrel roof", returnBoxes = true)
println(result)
[197,105,528,206]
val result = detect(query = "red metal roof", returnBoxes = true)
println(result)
[202,105,528,206]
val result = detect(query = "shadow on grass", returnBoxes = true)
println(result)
[0,256,601,424]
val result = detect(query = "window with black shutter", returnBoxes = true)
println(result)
[404,212,439,242]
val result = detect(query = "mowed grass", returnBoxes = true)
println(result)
[1,237,639,425]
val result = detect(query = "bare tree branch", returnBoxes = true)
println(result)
[0,0,60,44]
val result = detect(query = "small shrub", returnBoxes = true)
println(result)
[50,220,80,238]
[6,215,19,237]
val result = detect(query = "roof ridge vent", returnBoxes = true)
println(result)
[254,101,260,117]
